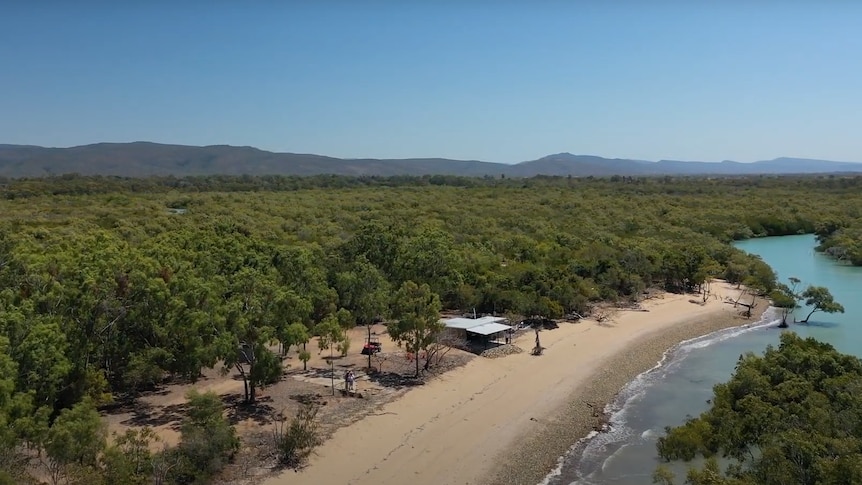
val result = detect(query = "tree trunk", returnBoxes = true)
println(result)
[236,363,250,402]
[415,349,420,378]
[801,307,818,323]
[248,361,256,403]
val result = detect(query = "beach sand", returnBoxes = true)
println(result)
[262,282,766,485]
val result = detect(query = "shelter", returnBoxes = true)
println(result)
[441,316,511,348]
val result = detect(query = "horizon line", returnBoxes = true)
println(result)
[1,140,860,166]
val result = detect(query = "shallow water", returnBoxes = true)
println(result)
[544,234,862,485]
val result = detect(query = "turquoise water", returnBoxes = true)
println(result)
[546,234,862,485]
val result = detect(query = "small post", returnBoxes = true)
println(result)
[329,345,335,396]
[367,324,372,369]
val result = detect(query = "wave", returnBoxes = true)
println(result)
[538,307,781,485]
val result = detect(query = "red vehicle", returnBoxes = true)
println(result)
[361,336,382,355]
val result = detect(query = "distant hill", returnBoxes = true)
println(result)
[1,142,861,178]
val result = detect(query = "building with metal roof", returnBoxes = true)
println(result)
[441,316,511,348]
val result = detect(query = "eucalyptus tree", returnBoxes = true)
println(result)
[219,266,287,403]
[389,281,444,378]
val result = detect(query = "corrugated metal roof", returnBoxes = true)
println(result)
[442,316,506,330]
[467,322,512,336]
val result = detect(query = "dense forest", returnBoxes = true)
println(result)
[655,333,862,484]
[2,174,862,483]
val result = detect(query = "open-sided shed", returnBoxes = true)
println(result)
[441,316,511,348]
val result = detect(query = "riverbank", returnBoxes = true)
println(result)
[262,282,764,485]
[486,291,768,485]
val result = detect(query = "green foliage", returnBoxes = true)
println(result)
[279,322,310,356]
[175,390,239,483]
[273,403,322,468]
[2,173,862,481]
[250,346,283,388]
[124,347,172,391]
[389,281,444,377]
[218,265,288,403]
[16,320,72,408]
[769,286,798,327]
[800,285,845,323]
[101,428,159,485]
[44,398,106,467]
[333,255,391,325]
[656,333,862,485]
[298,350,312,371]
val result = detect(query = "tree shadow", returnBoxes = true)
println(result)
[365,370,425,389]
[796,319,840,328]
[289,392,330,407]
[222,394,278,426]
[119,401,189,431]
[100,382,186,412]
[297,367,342,379]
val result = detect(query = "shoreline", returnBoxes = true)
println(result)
[484,301,769,485]
[262,282,766,485]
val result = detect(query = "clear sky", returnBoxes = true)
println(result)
[2,1,861,163]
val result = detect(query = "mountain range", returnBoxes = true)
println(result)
[1,142,861,178]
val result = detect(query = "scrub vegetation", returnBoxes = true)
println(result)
[1,173,861,483]
[656,333,862,485]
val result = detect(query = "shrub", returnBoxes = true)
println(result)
[173,391,239,483]
[272,403,322,468]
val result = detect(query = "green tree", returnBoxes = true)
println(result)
[395,228,463,305]
[272,403,322,468]
[298,349,312,371]
[176,390,239,482]
[219,266,287,403]
[41,398,106,484]
[315,313,351,394]
[279,322,310,357]
[333,256,391,325]
[102,428,159,485]
[315,314,350,358]
[769,286,798,328]
[271,292,313,356]
[655,333,862,485]
[272,246,338,322]
[799,285,845,323]
[769,278,801,327]
[389,281,444,377]
[15,319,72,410]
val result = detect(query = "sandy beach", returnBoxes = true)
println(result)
[263,282,766,485]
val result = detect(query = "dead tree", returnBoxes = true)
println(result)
[423,334,464,370]
[532,328,543,356]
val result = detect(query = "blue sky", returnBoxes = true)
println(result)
[2,1,861,163]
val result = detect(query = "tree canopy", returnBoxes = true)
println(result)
[768,278,844,327]
[655,332,862,485]
[2,173,862,482]
[800,285,845,323]
[389,281,444,377]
